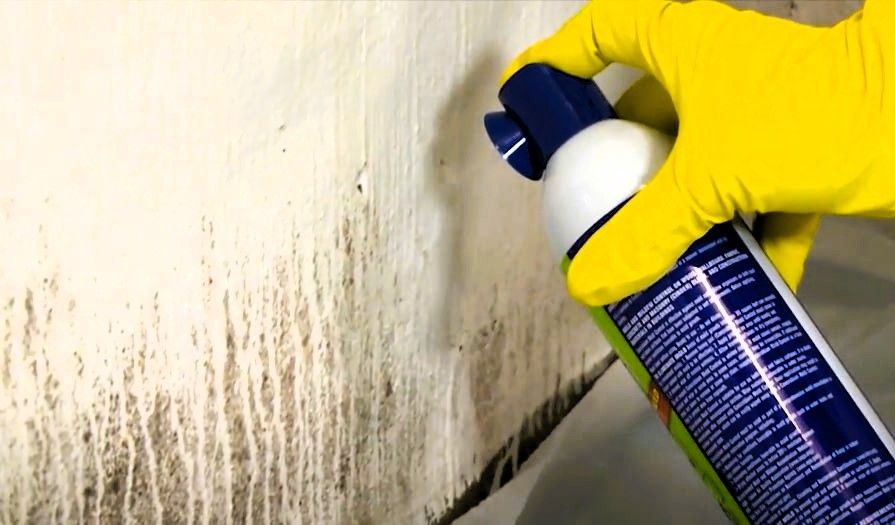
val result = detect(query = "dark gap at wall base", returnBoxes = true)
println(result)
[431,354,618,525]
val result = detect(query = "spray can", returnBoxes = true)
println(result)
[484,63,895,523]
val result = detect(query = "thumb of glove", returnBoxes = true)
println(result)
[566,145,718,306]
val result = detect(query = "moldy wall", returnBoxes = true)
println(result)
[0,2,607,523]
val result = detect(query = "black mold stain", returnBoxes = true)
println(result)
[223,288,252,525]
[337,453,350,494]
[5,205,616,524]
[23,288,35,350]
[430,357,615,525]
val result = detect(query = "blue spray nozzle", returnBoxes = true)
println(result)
[483,64,616,181]
[483,111,540,180]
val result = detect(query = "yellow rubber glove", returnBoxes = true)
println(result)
[501,0,895,307]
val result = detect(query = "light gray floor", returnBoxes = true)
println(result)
[458,216,895,524]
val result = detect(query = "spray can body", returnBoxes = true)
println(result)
[485,64,895,523]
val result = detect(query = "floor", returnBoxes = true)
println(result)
[456,215,895,524]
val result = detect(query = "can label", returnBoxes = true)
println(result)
[648,380,671,428]
[574,221,895,523]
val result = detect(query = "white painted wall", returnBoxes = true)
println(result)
[0,1,620,523]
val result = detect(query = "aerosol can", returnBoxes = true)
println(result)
[484,63,895,523]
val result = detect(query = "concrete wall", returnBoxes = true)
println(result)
[0,2,616,523]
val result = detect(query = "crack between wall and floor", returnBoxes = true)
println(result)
[431,353,618,525]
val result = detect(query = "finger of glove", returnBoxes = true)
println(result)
[614,74,678,136]
[753,213,821,293]
[500,0,748,104]
[499,1,611,86]
[582,0,743,99]
[566,150,716,306]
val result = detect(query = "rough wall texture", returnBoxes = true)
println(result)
[0,2,609,524]
[0,1,865,524]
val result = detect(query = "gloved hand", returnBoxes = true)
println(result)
[501,0,895,307]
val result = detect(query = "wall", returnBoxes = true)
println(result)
[0,2,615,523]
